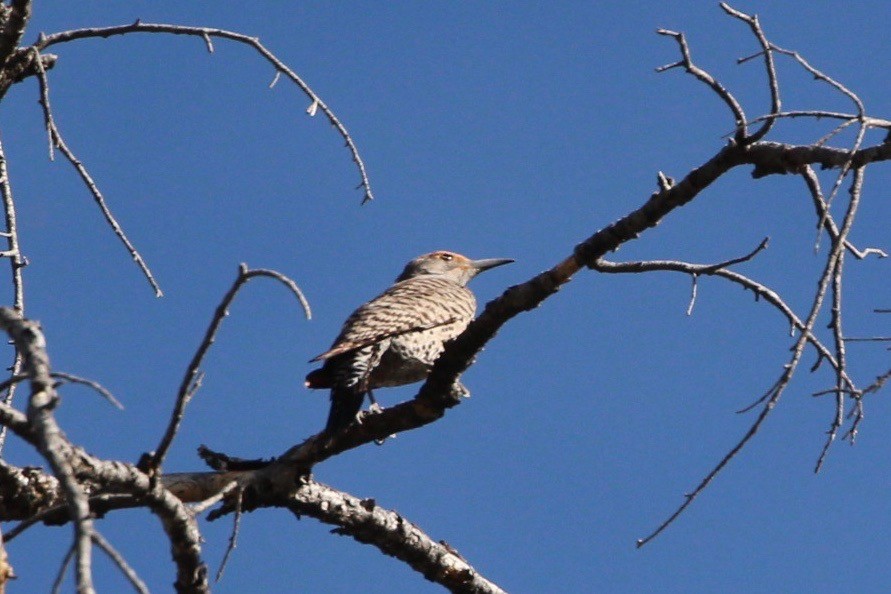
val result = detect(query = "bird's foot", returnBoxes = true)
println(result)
[361,403,396,444]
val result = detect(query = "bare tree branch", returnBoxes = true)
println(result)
[590,242,854,389]
[720,3,780,142]
[656,28,747,141]
[0,307,209,592]
[30,48,163,297]
[147,264,310,472]
[32,21,375,203]
[0,523,13,593]
[213,487,242,583]
[51,542,75,594]
[814,254,847,473]
[0,1,30,68]
[637,166,866,547]
[92,531,150,594]
[801,165,887,259]
[285,479,507,594]
[0,136,25,455]
[49,372,124,410]
[0,308,95,593]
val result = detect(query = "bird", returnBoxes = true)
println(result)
[306,250,513,433]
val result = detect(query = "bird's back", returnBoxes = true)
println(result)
[311,275,477,363]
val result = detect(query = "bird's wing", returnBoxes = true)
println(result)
[309,277,474,362]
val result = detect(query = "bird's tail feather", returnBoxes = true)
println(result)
[325,388,365,433]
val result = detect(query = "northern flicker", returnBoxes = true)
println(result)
[306,250,513,432]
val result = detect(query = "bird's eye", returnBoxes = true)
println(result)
[440,253,453,261]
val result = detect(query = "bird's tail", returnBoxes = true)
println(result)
[325,387,366,433]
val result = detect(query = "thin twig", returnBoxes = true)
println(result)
[52,372,124,410]
[686,275,698,316]
[30,48,163,297]
[720,3,780,143]
[191,480,238,515]
[0,137,25,454]
[593,239,852,390]
[814,254,847,473]
[815,124,866,250]
[148,264,310,471]
[92,531,150,594]
[35,22,375,203]
[770,44,864,116]
[0,371,123,409]
[844,368,891,443]
[51,542,76,594]
[742,112,891,135]
[656,28,747,141]
[638,167,865,548]
[214,487,243,583]
[801,165,887,260]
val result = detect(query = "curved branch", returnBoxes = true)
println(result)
[591,247,855,390]
[33,21,375,203]
[637,166,866,547]
[720,3,780,143]
[148,264,310,471]
[656,29,747,141]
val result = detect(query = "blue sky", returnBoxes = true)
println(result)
[3,2,890,592]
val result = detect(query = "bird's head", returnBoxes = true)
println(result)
[396,250,514,286]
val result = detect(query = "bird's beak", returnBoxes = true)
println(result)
[470,258,514,274]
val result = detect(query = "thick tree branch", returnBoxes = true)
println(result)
[0,308,95,593]
[0,459,60,521]
[0,308,209,593]
[285,479,507,594]
[0,1,30,68]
